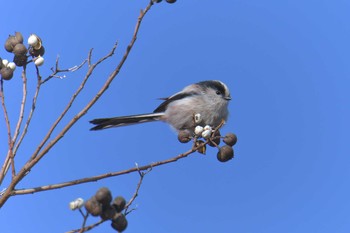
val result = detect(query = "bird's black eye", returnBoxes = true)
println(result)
[216,90,222,95]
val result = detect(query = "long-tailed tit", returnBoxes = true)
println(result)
[90,80,231,134]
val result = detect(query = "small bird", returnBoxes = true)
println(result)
[90,80,231,134]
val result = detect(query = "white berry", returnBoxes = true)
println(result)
[7,62,16,71]
[2,59,9,67]
[194,126,204,136]
[28,34,39,46]
[34,56,44,66]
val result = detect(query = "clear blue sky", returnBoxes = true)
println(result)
[1,0,349,232]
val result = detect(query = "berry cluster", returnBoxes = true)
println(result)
[1,32,45,81]
[177,119,238,163]
[84,187,128,232]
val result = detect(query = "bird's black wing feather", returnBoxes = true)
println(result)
[153,92,197,113]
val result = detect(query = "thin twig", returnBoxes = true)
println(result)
[10,69,28,178]
[41,56,88,84]
[12,69,28,149]
[0,0,153,208]
[125,166,151,215]
[66,219,105,233]
[12,145,197,196]
[28,48,97,161]
[13,69,42,155]
[69,164,151,233]
[0,79,14,181]
[78,209,89,233]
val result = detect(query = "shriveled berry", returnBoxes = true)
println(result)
[196,140,206,154]
[111,213,128,232]
[208,130,221,147]
[95,187,112,206]
[100,204,117,220]
[13,44,27,56]
[112,196,126,213]
[85,197,102,216]
[1,67,14,80]
[217,145,234,162]
[178,129,192,143]
[13,55,27,67]
[223,133,237,146]
[29,46,45,57]
[15,32,24,44]
[4,37,16,52]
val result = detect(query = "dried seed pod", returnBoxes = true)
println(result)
[84,197,102,216]
[100,204,117,220]
[2,59,9,67]
[13,44,27,56]
[95,187,112,206]
[4,36,16,52]
[111,213,128,232]
[112,196,126,213]
[34,56,44,66]
[202,126,212,139]
[194,126,204,136]
[178,129,192,143]
[29,46,45,57]
[28,34,39,47]
[69,198,84,210]
[217,145,234,162]
[1,67,14,80]
[194,113,202,124]
[15,32,24,44]
[7,62,16,71]
[223,133,237,146]
[196,140,206,154]
[13,55,27,67]
[208,130,221,147]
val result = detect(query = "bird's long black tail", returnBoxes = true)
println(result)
[90,112,164,130]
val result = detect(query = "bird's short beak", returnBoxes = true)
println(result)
[225,96,232,101]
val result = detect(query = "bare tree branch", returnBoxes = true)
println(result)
[0,0,154,208]
[124,165,151,215]
[0,78,14,180]
[41,55,88,84]
[12,144,197,196]
[68,165,151,233]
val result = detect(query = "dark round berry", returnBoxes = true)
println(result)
[100,204,117,220]
[1,67,14,81]
[29,46,45,57]
[13,44,27,56]
[208,130,221,147]
[13,55,27,67]
[217,145,234,162]
[95,187,112,206]
[166,0,177,3]
[112,196,126,213]
[223,133,237,147]
[85,197,103,216]
[111,213,128,232]
[177,129,192,143]
[15,32,24,44]
[4,37,15,52]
